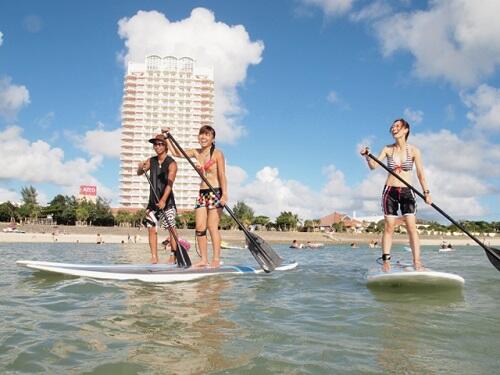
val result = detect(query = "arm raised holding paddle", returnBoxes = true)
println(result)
[161,127,283,272]
[163,126,228,268]
[361,119,430,272]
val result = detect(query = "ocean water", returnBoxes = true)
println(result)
[1,242,499,374]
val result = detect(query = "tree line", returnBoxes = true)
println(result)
[2,186,499,233]
[0,186,315,230]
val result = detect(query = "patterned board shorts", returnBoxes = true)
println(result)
[144,207,176,232]
[195,188,223,210]
[381,186,416,217]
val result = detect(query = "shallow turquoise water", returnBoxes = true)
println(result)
[1,242,499,374]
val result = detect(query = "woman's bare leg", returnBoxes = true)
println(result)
[405,214,423,270]
[193,207,209,267]
[382,216,395,272]
[207,208,222,268]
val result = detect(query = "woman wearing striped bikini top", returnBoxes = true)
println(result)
[360,118,432,272]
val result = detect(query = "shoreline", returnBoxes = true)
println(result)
[1,223,498,247]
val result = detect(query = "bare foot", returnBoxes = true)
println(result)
[414,261,426,271]
[167,255,175,265]
[382,262,391,272]
[150,257,158,264]
[192,260,209,268]
[210,259,221,268]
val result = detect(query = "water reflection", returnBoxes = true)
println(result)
[76,277,252,374]
[371,288,465,374]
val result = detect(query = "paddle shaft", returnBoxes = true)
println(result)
[165,133,260,247]
[142,171,190,266]
[367,153,500,262]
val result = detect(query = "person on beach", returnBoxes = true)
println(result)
[361,118,432,272]
[137,133,181,264]
[164,125,228,268]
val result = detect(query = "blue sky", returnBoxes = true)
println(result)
[1,0,500,222]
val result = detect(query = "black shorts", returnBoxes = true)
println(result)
[381,186,416,217]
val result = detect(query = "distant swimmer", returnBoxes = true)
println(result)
[290,240,304,249]
[361,118,432,272]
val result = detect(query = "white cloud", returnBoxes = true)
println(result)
[0,126,104,191]
[300,0,356,17]
[461,84,500,132]
[326,90,350,110]
[227,126,499,221]
[326,90,340,104]
[68,123,121,158]
[375,0,500,86]
[36,111,55,129]
[0,187,19,204]
[0,31,3,47]
[350,1,392,22]
[22,15,43,33]
[0,76,30,120]
[117,8,264,144]
[403,107,423,124]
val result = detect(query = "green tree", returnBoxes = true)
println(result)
[75,206,90,223]
[0,201,18,222]
[275,211,299,231]
[115,210,133,226]
[132,209,147,227]
[331,221,346,233]
[252,215,270,226]
[219,212,234,230]
[20,185,40,220]
[232,201,254,226]
[302,219,314,232]
[176,211,196,229]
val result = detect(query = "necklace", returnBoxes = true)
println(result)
[158,156,167,168]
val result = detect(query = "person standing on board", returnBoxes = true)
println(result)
[360,118,432,271]
[164,125,228,268]
[137,133,180,264]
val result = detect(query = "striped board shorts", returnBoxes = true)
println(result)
[145,207,176,231]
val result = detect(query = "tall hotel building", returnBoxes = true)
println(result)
[120,55,214,210]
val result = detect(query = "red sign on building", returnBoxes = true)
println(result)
[80,185,97,196]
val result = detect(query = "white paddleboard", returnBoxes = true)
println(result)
[367,264,464,288]
[17,260,298,283]
[438,248,455,253]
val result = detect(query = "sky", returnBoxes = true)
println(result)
[1,0,500,222]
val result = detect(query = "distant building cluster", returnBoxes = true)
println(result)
[119,55,214,210]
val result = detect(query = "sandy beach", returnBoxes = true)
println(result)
[1,223,498,247]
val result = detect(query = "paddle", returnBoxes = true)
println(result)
[143,171,191,268]
[366,152,500,271]
[164,132,283,272]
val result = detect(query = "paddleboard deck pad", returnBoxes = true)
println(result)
[17,260,298,283]
[367,264,464,289]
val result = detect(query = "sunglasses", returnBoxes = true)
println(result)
[153,142,165,147]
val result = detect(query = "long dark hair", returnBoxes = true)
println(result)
[391,118,410,141]
[199,125,216,157]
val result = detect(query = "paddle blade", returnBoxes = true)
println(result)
[485,247,500,271]
[174,244,192,269]
[246,232,283,273]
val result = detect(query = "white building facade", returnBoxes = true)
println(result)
[120,55,214,210]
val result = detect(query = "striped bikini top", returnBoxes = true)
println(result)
[387,145,413,173]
